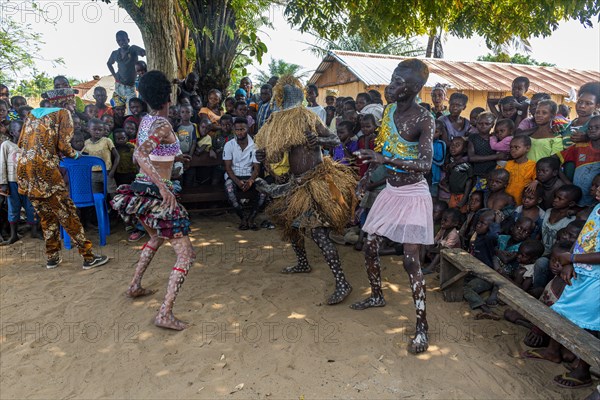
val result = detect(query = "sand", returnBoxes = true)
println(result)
[0,213,591,399]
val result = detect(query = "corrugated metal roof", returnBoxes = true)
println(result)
[308,50,600,96]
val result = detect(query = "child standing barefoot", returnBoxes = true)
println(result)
[511,185,546,239]
[513,239,546,292]
[423,208,462,275]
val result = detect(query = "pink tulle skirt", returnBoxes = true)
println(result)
[363,180,434,245]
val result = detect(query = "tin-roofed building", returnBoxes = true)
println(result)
[308,50,600,116]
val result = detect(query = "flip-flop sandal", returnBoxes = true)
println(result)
[553,373,593,389]
[520,349,560,363]
[239,222,249,230]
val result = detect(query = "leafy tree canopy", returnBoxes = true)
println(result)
[307,34,425,58]
[284,0,600,49]
[10,72,82,98]
[255,58,309,86]
[477,52,556,67]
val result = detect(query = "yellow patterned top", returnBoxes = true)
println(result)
[374,103,419,173]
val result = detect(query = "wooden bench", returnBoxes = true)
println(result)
[439,248,600,369]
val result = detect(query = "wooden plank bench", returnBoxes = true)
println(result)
[439,247,600,369]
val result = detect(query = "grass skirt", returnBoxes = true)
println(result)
[363,180,434,245]
[111,181,190,239]
[267,157,357,241]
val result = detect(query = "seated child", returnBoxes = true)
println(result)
[513,239,546,292]
[493,216,535,279]
[532,185,581,291]
[443,137,472,212]
[469,111,505,190]
[504,240,573,347]
[503,135,536,205]
[83,119,120,195]
[540,184,581,256]
[556,114,600,205]
[432,198,449,233]
[489,118,514,167]
[331,121,358,166]
[510,185,545,239]
[464,209,502,320]
[113,129,137,186]
[485,168,515,218]
[423,208,462,274]
[527,156,566,210]
[459,190,484,249]
[0,120,41,244]
[189,117,217,186]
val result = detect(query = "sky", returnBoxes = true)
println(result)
[3,2,599,84]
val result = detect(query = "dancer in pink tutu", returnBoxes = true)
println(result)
[351,59,435,354]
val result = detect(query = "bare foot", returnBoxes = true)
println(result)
[154,312,189,331]
[125,287,157,298]
[327,284,352,305]
[520,348,562,363]
[350,296,385,310]
[408,330,429,354]
[523,327,549,348]
[281,264,311,274]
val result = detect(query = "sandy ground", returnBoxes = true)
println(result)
[0,213,594,399]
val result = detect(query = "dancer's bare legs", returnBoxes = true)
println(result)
[154,235,195,330]
[310,227,352,304]
[403,243,429,354]
[126,225,164,298]
[350,234,386,309]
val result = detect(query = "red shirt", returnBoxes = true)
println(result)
[357,134,375,177]
[558,143,600,168]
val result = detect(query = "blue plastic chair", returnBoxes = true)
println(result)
[59,156,110,248]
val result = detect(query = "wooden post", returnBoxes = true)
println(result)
[439,250,466,302]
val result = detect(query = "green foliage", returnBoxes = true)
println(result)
[255,58,309,86]
[0,7,63,86]
[9,73,82,98]
[307,34,425,58]
[477,53,556,67]
[11,72,54,98]
[284,0,600,51]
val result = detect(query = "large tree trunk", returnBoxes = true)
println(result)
[116,0,179,98]
[185,0,241,100]
[425,28,444,58]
